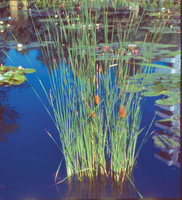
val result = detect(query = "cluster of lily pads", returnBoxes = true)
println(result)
[69,41,178,63]
[0,65,36,86]
[126,71,180,106]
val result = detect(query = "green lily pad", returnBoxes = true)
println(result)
[12,74,26,81]
[161,90,176,97]
[24,68,36,74]
[0,74,6,81]
[153,83,164,92]
[142,91,161,97]
[9,79,25,85]
[3,72,13,80]
[155,97,180,105]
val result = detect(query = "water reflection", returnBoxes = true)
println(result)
[0,88,20,142]
[55,174,139,198]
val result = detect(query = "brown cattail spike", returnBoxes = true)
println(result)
[91,111,95,118]
[95,95,100,105]
[119,105,126,118]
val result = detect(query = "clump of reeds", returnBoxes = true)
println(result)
[32,0,170,185]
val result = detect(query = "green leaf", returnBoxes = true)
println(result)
[153,83,164,92]
[142,91,161,97]
[12,74,26,81]
[155,97,180,105]
[155,51,181,59]
[155,118,174,122]
[9,79,25,85]
[24,68,36,73]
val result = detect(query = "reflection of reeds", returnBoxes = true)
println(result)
[57,172,139,198]
[32,0,168,187]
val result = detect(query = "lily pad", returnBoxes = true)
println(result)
[24,68,36,74]
[153,83,164,92]
[155,97,180,105]
[0,65,36,87]
[12,74,27,81]
[9,79,25,85]
[142,91,161,97]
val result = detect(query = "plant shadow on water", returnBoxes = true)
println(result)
[0,0,181,199]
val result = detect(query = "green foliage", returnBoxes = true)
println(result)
[0,65,36,86]
[32,0,180,186]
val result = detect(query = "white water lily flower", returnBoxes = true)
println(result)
[161,8,165,12]
[0,21,3,24]
[17,43,23,48]
[55,15,58,18]
[128,44,137,48]
[17,66,23,70]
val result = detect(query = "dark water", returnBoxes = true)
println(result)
[0,3,181,199]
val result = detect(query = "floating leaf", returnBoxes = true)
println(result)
[3,72,13,80]
[24,68,36,73]
[0,74,6,81]
[155,97,180,105]
[142,91,161,97]
[12,74,26,81]
[153,83,164,92]
[9,79,25,85]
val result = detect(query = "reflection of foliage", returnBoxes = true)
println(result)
[0,47,9,65]
[36,46,68,74]
[0,90,20,143]
[153,132,180,149]
[12,25,30,45]
[0,0,9,9]
[159,33,181,48]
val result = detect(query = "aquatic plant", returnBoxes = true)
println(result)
[0,65,36,86]
[32,0,179,189]
[127,70,180,106]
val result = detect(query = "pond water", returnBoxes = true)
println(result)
[0,1,181,199]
